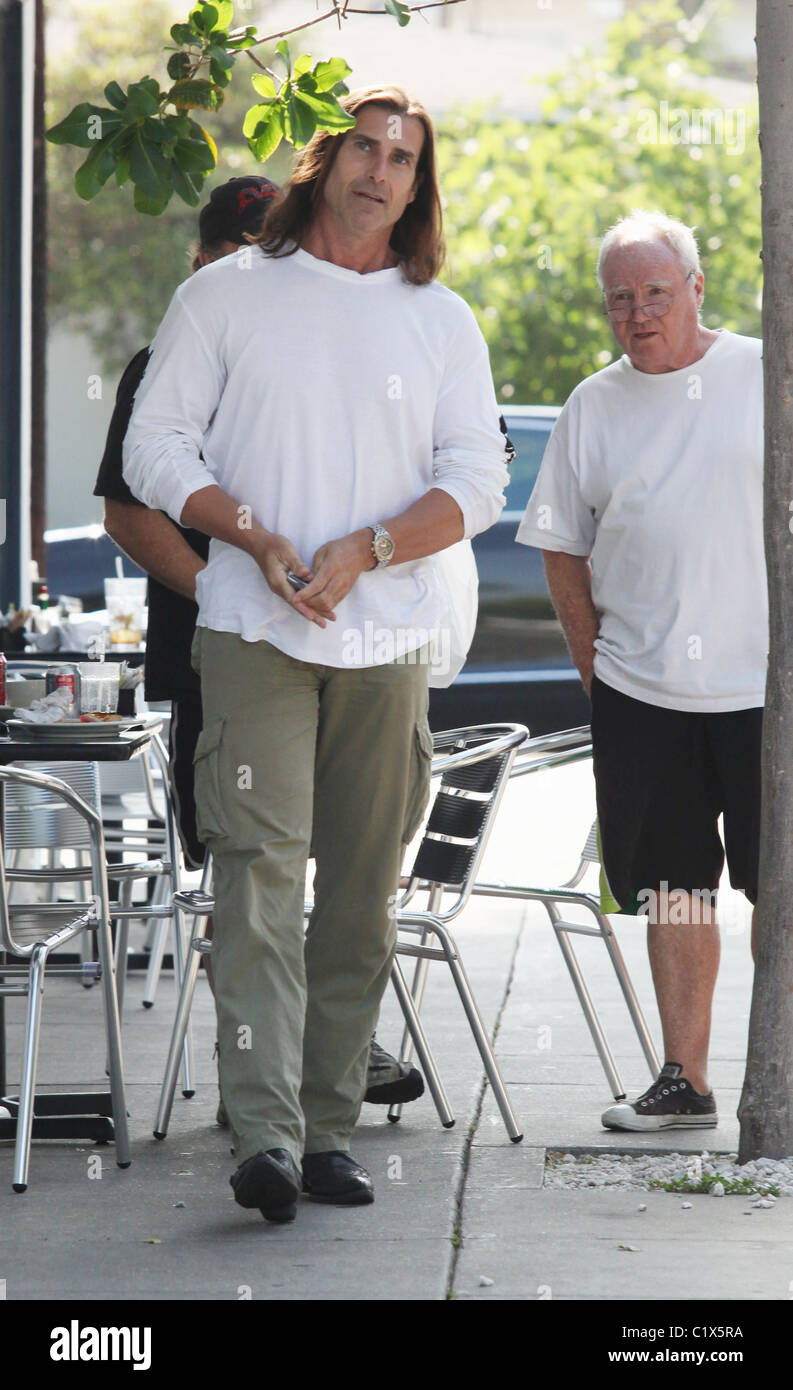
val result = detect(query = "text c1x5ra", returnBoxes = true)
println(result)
[621,1326,743,1341]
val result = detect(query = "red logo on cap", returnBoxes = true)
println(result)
[237,183,277,212]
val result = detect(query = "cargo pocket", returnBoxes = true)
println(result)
[402,718,434,844]
[190,628,202,678]
[192,716,227,844]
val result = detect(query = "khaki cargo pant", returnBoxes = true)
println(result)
[192,628,433,1166]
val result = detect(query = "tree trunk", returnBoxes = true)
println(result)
[737,0,793,1161]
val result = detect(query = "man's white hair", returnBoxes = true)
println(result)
[596,210,701,289]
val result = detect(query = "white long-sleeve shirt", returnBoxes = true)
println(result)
[123,245,508,668]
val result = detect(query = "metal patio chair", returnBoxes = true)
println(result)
[386,723,529,1141]
[98,729,188,1012]
[1,754,193,1131]
[0,764,131,1192]
[467,726,660,1100]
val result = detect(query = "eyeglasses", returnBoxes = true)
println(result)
[604,271,695,323]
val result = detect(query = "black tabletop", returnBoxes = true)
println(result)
[23,649,145,666]
[0,719,161,764]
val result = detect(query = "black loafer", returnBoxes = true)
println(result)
[302,1151,374,1206]
[230,1148,301,1223]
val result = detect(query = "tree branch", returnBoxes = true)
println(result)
[228,0,466,50]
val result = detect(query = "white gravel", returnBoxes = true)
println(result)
[544,1149,793,1195]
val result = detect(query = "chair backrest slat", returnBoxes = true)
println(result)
[425,792,489,840]
[3,762,100,851]
[405,726,527,900]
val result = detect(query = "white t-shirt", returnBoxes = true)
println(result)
[123,246,509,673]
[515,331,767,711]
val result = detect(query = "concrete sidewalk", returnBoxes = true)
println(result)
[2,757,791,1301]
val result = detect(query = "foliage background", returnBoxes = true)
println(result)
[47,0,761,400]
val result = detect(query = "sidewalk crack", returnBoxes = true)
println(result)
[445,917,525,1299]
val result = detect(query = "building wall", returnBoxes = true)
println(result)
[46,324,111,530]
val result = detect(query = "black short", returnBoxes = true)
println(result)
[168,693,206,870]
[590,675,762,913]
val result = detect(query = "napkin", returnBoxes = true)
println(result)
[13,688,73,723]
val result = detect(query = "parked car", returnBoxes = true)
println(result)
[44,406,587,736]
[430,406,589,735]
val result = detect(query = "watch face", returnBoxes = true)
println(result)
[374,532,395,563]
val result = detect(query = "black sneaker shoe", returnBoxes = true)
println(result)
[230,1149,301,1223]
[601,1062,718,1131]
[365,1036,425,1105]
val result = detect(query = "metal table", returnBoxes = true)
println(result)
[0,718,161,1149]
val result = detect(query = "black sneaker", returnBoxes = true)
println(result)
[365,1036,425,1105]
[601,1062,718,1131]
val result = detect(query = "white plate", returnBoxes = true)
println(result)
[5,718,145,743]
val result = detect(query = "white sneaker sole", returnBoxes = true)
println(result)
[601,1107,719,1131]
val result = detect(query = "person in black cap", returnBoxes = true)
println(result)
[94,175,425,1121]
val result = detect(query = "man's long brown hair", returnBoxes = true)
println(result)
[255,86,445,285]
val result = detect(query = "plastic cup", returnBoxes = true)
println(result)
[78,662,120,714]
[104,578,147,646]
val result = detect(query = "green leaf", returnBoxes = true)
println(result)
[125,80,161,120]
[276,39,291,75]
[141,118,172,144]
[188,2,232,36]
[73,142,118,200]
[133,185,172,216]
[209,58,232,87]
[174,135,216,172]
[208,42,233,69]
[104,82,127,111]
[196,123,217,167]
[312,57,352,92]
[251,73,277,99]
[293,54,313,79]
[284,94,317,149]
[227,27,257,51]
[115,154,130,188]
[162,113,192,138]
[190,3,218,35]
[128,129,172,200]
[243,101,275,138]
[292,88,355,131]
[384,0,411,26]
[167,52,193,81]
[210,0,233,29]
[46,103,112,148]
[245,103,284,162]
[167,78,224,112]
[170,22,198,46]
[171,161,204,207]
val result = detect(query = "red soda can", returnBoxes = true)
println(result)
[45,664,80,715]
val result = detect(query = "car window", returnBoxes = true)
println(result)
[503,418,555,511]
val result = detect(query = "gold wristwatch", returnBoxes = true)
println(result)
[370,523,395,569]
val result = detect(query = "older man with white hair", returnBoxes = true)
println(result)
[517,210,766,1132]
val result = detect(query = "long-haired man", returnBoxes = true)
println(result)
[124,87,509,1223]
